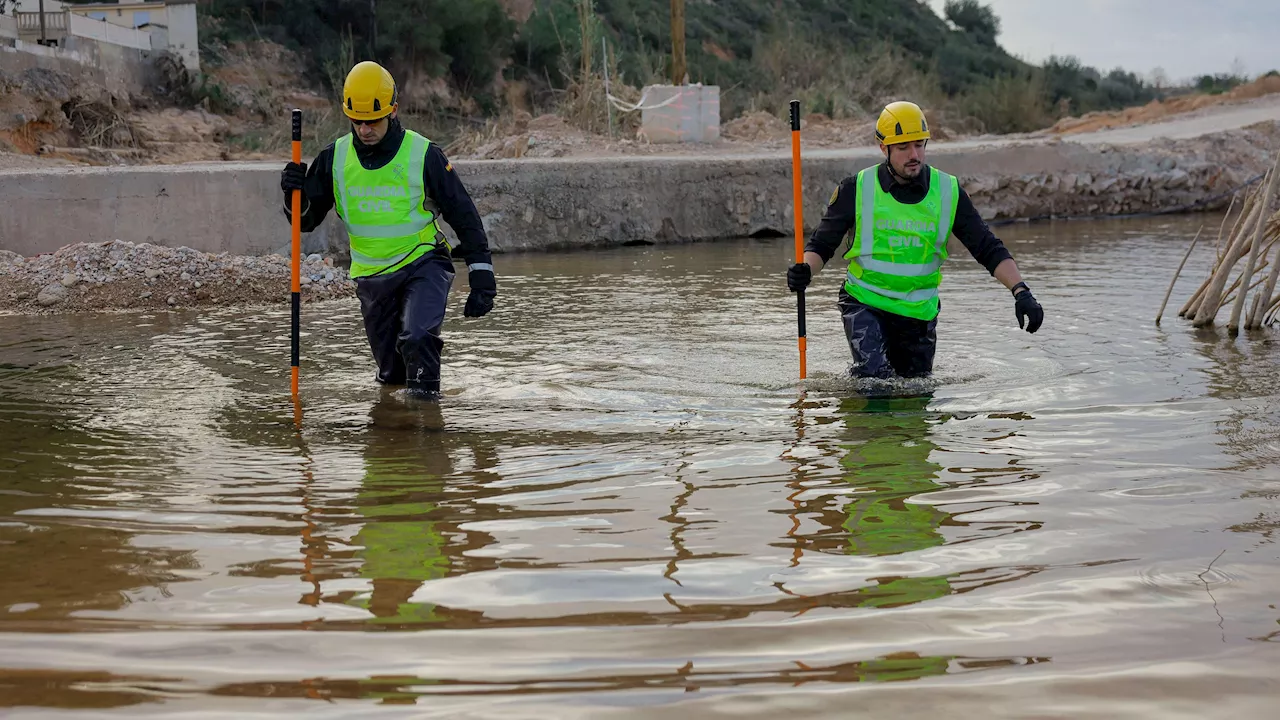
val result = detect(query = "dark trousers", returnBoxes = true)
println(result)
[354,250,455,392]
[838,289,938,379]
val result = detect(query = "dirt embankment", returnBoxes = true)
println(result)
[1041,75,1280,136]
[0,40,328,168]
[3,39,1280,167]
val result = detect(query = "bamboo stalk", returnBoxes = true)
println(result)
[1183,224,1257,318]
[1265,293,1280,325]
[1183,192,1261,316]
[1215,193,1239,261]
[1193,186,1269,326]
[1180,283,1207,318]
[1157,226,1202,325]
[1248,209,1280,329]
[1219,270,1270,313]
[1214,237,1279,312]
[1180,185,1276,319]
[1249,292,1265,329]
[1227,151,1280,334]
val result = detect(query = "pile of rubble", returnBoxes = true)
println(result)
[0,240,354,315]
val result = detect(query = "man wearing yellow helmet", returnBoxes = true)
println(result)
[787,100,1044,379]
[280,61,496,398]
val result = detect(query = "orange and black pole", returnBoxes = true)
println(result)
[789,100,807,380]
[290,109,303,400]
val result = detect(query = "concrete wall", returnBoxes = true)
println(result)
[68,12,151,50]
[0,136,1268,260]
[3,31,148,97]
[0,14,17,40]
[164,0,197,71]
[72,4,166,30]
[2,40,90,70]
[0,164,288,258]
[146,23,167,54]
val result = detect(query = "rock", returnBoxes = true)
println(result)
[966,177,997,195]
[140,291,153,299]
[0,250,24,266]
[306,253,323,263]
[300,276,312,286]
[37,283,68,306]
[145,268,162,279]
[60,273,78,288]
[167,295,177,305]
[180,272,191,281]
[194,280,202,288]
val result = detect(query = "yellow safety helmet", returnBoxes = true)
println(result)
[342,61,398,121]
[875,101,931,146]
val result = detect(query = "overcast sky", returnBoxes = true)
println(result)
[925,0,1280,82]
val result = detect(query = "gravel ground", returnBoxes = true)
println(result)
[0,240,354,315]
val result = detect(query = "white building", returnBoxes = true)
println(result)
[8,1,70,13]
[9,0,199,70]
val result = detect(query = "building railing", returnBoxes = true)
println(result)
[15,11,69,34]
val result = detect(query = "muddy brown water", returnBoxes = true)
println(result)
[1,215,1277,718]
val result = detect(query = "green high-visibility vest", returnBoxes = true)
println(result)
[843,166,959,321]
[332,129,448,279]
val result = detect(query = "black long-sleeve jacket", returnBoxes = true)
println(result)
[283,118,492,267]
[806,163,1012,275]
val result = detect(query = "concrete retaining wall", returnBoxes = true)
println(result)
[0,130,1272,260]
[68,12,151,51]
[1,32,148,98]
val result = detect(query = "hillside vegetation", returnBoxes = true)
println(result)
[34,0,1265,159]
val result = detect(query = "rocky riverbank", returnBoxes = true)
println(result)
[961,121,1280,221]
[0,240,353,315]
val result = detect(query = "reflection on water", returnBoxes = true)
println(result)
[1,214,1279,717]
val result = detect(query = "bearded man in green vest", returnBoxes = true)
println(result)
[280,61,496,398]
[787,101,1044,379]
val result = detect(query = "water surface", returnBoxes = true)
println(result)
[1,215,1277,717]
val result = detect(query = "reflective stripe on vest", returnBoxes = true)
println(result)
[844,272,940,302]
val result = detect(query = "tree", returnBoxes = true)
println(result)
[1229,56,1247,81]
[943,0,1000,47]
[1150,67,1167,90]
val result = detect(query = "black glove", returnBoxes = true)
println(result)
[1014,286,1044,333]
[281,161,307,194]
[464,266,496,318]
[787,262,811,292]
